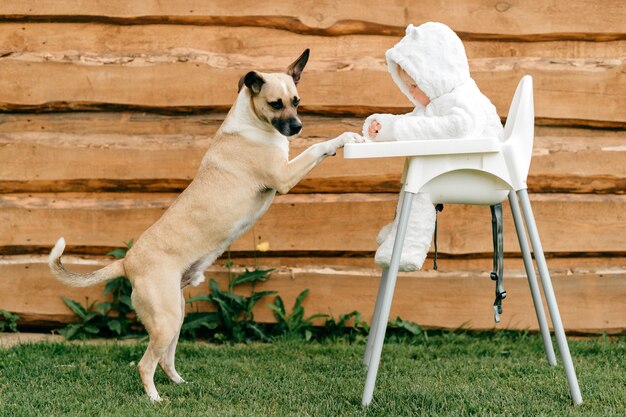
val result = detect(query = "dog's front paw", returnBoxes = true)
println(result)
[326,132,366,155]
[335,132,367,146]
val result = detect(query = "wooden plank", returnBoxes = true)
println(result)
[2,255,624,333]
[1,1,625,39]
[1,193,624,255]
[227,255,626,271]
[0,112,227,136]
[0,54,623,125]
[0,112,620,138]
[0,114,623,194]
[2,23,624,60]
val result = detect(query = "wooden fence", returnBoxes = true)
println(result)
[0,1,624,333]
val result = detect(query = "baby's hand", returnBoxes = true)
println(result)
[368,120,381,139]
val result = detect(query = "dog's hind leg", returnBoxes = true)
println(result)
[159,290,186,384]
[132,275,183,402]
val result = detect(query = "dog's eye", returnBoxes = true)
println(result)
[292,97,300,107]
[268,100,283,110]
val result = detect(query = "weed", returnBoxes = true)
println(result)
[0,309,20,332]
[268,289,327,340]
[320,310,369,342]
[58,242,430,344]
[183,268,276,343]
[387,316,428,342]
[58,239,141,340]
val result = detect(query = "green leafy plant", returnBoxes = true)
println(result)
[0,309,20,332]
[320,310,369,342]
[182,268,277,343]
[56,241,429,344]
[58,297,105,339]
[268,289,328,340]
[59,239,141,340]
[99,239,137,336]
[387,316,427,342]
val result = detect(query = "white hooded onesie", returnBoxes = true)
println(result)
[363,22,504,271]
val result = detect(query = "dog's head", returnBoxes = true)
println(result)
[238,49,309,137]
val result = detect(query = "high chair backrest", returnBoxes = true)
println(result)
[502,75,534,190]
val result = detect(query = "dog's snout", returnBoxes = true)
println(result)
[272,117,302,136]
[289,119,302,135]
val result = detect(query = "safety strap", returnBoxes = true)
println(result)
[433,204,444,270]
[490,203,506,323]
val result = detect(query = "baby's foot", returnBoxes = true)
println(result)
[375,225,430,272]
[376,222,394,245]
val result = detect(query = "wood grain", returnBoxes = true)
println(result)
[1,0,624,334]
[1,193,624,255]
[0,52,623,124]
[0,114,623,194]
[223,255,626,272]
[1,0,625,39]
[2,24,624,60]
[2,255,624,333]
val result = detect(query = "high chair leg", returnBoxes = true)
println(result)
[362,191,415,406]
[517,189,583,405]
[508,191,557,366]
[363,268,389,367]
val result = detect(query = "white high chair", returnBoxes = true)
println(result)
[344,76,582,406]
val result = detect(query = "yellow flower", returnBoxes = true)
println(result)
[256,241,270,252]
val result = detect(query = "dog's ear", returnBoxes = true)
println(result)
[287,49,310,85]
[238,71,265,94]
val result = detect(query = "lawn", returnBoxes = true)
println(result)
[0,332,624,416]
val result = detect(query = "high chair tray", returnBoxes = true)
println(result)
[344,137,501,159]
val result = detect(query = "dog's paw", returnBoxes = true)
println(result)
[172,376,186,384]
[336,132,367,146]
[327,132,366,155]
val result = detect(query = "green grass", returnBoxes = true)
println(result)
[1,332,624,416]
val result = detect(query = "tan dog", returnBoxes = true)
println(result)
[49,49,363,401]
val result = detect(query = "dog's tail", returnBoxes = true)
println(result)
[49,238,126,287]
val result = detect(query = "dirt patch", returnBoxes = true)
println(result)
[0,332,64,348]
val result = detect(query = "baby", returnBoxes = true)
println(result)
[363,22,504,271]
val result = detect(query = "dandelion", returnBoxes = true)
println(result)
[256,241,270,252]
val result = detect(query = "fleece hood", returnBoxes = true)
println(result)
[386,22,470,106]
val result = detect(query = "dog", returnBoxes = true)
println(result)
[48,49,364,401]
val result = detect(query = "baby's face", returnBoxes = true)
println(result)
[398,67,430,107]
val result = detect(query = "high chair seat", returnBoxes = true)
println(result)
[346,137,512,204]
[344,75,582,407]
